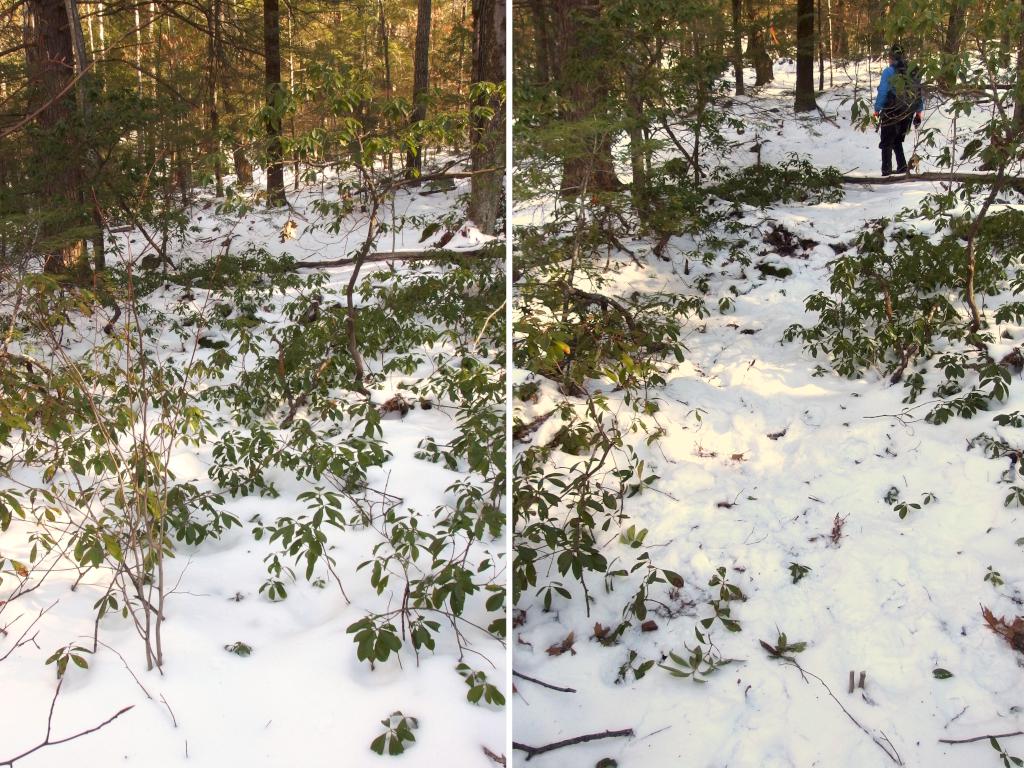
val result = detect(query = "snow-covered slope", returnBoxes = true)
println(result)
[0,174,505,768]
[513,65,1024,768]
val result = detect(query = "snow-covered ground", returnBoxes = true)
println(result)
[0,173,505,767]
[513,64,1024,767]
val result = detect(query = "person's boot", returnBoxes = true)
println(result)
[881,148,893,176]
[894,142,908,174]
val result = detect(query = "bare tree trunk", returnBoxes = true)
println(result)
[1014,0,1024,129]
[817,0,824,91]
[834,0,848,58]
[943,0,967,57]
[794,0,818,111]
[941,0,967,88]
[377,0,392,97]
[748,0,773,85]
[25,0,90,278]
[406,0,432,176]
[529,0,552,84]
[732,0,745,95]
[553,0,620,195]
[263,0,286,206]
[208,0,224,196]
[468,0,504,235]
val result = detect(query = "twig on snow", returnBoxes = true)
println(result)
[513,728,634,761]
[939,731,1024,745]
[512,670,577,693]
[782,661,903,765]
[0,678,134,767]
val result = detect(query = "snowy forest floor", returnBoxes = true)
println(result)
[512,64,1024,767]
[0,174,505,767]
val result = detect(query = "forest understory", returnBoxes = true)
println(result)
[0,170,507,767]
[513,63,1024,768]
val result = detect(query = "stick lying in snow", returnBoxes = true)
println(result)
[783,662,903,765]
[512,670,577,693]
[939,730,1024,745]
[292,246,495,270]
[0,678,134,767]
[513,728,634,761]
[841,172,1024,188]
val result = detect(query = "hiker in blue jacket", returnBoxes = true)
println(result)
[873,43,924,176]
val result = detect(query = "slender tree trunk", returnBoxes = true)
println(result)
[941,0,967,88]
[468,0,504,235]
[794,0,818,111]
[825,0,834,85]
[406,0,432,176]
[943,0,967,56]
[867,0,884,53]
[98,1,106,53]
[208,0,224,196]
[732,0,745,95]
[377,0,392,97]
[748,0,773,85]
[1013,0,1024,129]
[529,0,552,84]
[834,0,848,58]
[263,0,286,206]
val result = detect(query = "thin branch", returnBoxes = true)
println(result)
[940,731,1024,745]
[512,670,577,693]
[513,728,634,761]
[0,679,134,767]
[291,246,492,270]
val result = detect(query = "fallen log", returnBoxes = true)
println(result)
[841,172,1024,188]
[291,245,495,270]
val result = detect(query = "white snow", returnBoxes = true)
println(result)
[0,172,505,767]
[513,62,1024,767]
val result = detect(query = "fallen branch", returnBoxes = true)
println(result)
[841,172,1024,188]
[783,661,903,765]
[513,728,634,761]
[562,285,638,334]
[0,678,134,766]
[512,670,577,693]
[512,410,556,445]
[817,105,840,127]
[291,246,492,270]
[940,730,1024,745]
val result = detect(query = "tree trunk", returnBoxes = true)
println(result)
[263,0,286,206]
[817,0,824,91]
[553,0,620,195]
[377,0,392,97]
[208,0,224,197]
[25,0,90,277]
[529,0,552,84]
[941,0,967,88]
[943,0,967,57]
[834,0,848,58]
[747,0,773,85]
[406,0,432,176]
[1013,0,1024,130]
[867,0,885,54]
[468,0,504,235]
[794,0,818,111]
[732,0,745,95]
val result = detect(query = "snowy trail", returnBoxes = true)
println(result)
[514,177,1024,766]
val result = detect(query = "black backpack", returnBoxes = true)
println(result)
[887,59,923,115]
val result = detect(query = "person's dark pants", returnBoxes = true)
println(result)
[879,113,913,174]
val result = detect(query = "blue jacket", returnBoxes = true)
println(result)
[875,63,924,113]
